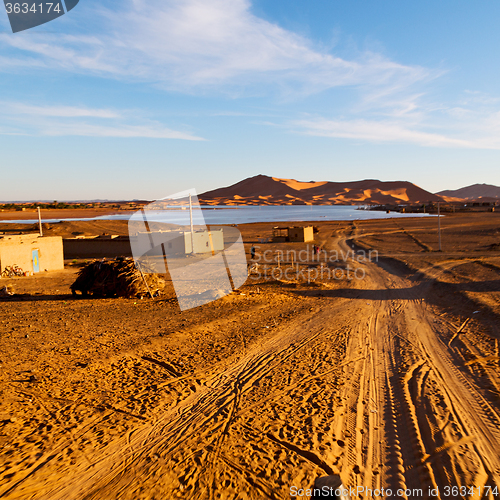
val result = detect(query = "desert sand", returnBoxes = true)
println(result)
[199,175,443,205]
[1,213,500,499]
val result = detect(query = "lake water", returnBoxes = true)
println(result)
[0,205,436,225]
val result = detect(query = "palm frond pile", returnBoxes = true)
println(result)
[71,258,164,298]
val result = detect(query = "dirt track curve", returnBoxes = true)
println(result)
[2,231,500,500]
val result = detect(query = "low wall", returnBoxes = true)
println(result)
[64,230,226,260]
[63,237,132,259]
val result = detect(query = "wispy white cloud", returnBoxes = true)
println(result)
[0,102,205,140]
[40,122,205,140]
[5,103,120,118]
[461,90,500,106]
[293,118,473,148]
[1,0,498,150]
[292,106,500,149]
[0,0,432,96]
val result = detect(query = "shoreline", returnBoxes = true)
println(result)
[0,208,124,221]
[0,206,438,226]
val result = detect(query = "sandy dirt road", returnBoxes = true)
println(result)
[333,235,500,498]
[2,224,500,499]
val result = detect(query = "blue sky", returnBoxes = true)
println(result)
[1,0,499,200]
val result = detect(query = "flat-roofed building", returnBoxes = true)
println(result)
[272,226,314,243]
[0,234,64,274]
[136,229,224,255]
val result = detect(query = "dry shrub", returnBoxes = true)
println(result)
[71,258,164,298]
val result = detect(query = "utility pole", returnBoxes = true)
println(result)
[38,207,43,237]
[189,193,195,254]
[437,202,442,252]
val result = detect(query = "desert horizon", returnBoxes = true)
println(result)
[2,0,500,497]
[1,176,499,212]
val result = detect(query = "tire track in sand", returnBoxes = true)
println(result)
[4,307,347,500]
[337,234,500,496]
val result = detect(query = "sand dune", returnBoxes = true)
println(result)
[200,175,442,205]
[438,183,500,200]
[271,177,329,191]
